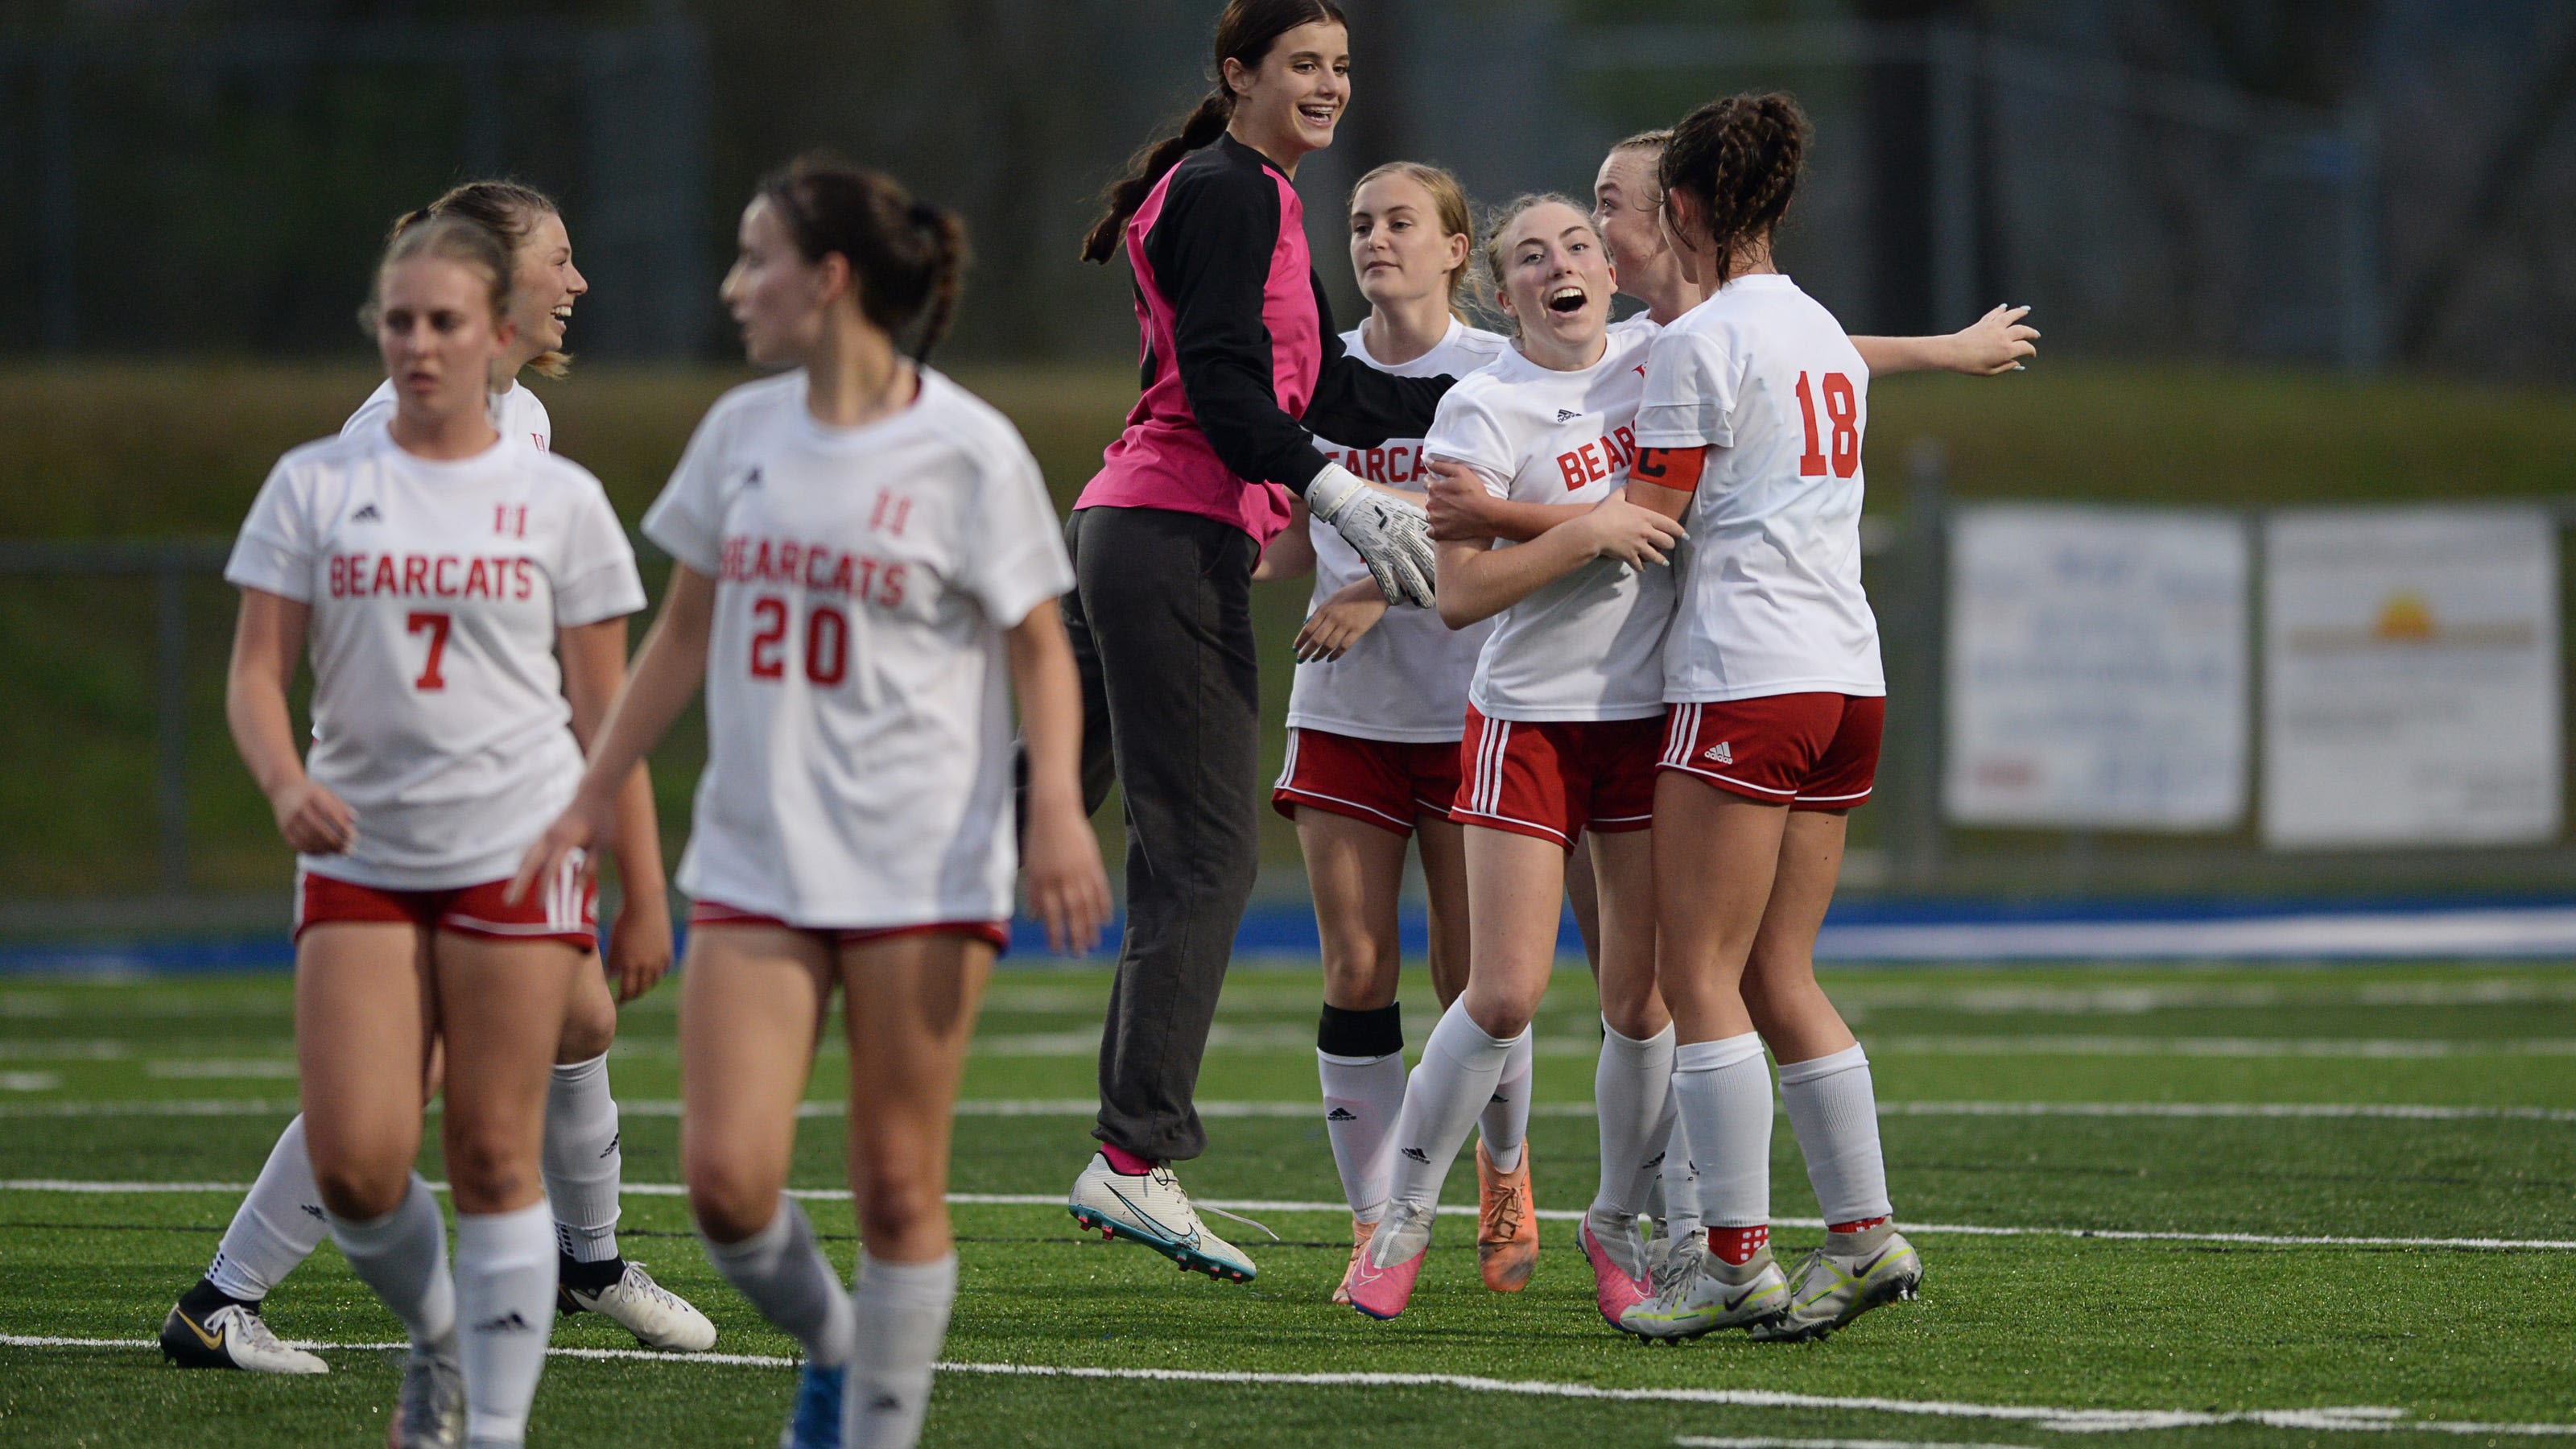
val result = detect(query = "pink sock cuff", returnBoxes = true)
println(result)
[1100,1143,1155,1176]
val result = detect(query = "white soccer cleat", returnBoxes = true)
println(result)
[387,1341,464,1449]
[1067,1152,1258,1283]
[159,1298,329,1375]
[562,1261,718,1352]
[1617,1244,1790,1341]
[1749,1226,1924,1342]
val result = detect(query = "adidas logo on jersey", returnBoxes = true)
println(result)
[741,465,763,488]
[1555,408,1583,422]
[1703,741,1735,765]
[1401,1146,1430,1163]
[349,504,382,522]
[1326,1107,1358,1122]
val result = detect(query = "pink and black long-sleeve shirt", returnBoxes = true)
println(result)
[1076,134,1452,548]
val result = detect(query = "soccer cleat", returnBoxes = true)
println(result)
[1346,1200,1432,1320]
[1474,1140,1538,1292]
[1331,1216,1379,1307]
[1749,1226,1923,1343]
[1617,1246,1789,1341]
[387,1342,464,1449]
[1578,1208,1650,1328]
[161,1293,329,1375]
[560,1261,717,1352]
[778,1360,847,1449]
[1067,1152,1257,1283]
[1649,1226,1707,1303]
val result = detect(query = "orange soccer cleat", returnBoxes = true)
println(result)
[1331,1216,1379,1306]
[1475,1139,1538,1292]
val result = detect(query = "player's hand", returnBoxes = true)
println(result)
[1424,459,1505,542]
[1951,303,2038,375]
[1022,795,1111,956]
[605,888,674,1003]
[1294,584,1389,663]
[269,778,355,855]
[1574,495,1686,569]
[1307,462,1437,608]
[506,788,613,907]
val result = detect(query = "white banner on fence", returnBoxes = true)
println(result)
[2263,507,2562,848]
[1946,506,2249,829]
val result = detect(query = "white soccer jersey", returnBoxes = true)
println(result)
[1426,321,1673,723]
[345,378,552,453]
[225,424,645,890]
[642,369,1075,931]
[1634,275,1885,702]
[1290,318,1509,741]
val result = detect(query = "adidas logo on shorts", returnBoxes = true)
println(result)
[1703,741,1735,765]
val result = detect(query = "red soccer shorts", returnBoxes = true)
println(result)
[688,902,1009,954]
[1272,727,1464,836]
[1657,694,1885,810]
[295,865,597,948]
[1449,707,1661,848]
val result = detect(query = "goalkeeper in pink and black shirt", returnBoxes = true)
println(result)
[1059,1,1451,1283]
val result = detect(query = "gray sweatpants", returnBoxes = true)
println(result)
[1061,506,1263,1163]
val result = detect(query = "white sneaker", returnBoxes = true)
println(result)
[562,1261,717,1352]
[159,1298,329,1374]
[1617,1245,1790,1341]
[1067,1152,1258,1282]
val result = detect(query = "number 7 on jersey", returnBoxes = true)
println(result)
[406,611,452,691]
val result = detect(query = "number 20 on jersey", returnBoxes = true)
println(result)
[1794,372,1860,478]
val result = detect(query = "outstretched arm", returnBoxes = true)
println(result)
[1852,304,2037,377]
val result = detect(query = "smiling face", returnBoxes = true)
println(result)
[1223,19,1349,163]
[1348,171,1468,312]
[376,255,514,426]
[1492,200,1614,365]
[1593,145,1678,307]
[719,196,840,369]
[506,208,586,363]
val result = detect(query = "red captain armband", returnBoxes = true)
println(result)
[1632,445,1707,493]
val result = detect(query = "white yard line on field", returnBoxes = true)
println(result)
[3,1179,2570,1252]
[1675,1438,2048,1449]
[0,1335,2568,1436]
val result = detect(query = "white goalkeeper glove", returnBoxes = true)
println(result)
[1306,462,1437,609]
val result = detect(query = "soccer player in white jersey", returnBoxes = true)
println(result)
[512,157,1109,1449]
[222,217,660,1449]
[167,183,712,1381]
[1620,93,1989,1344]
[1343,195,1689,1323]
[1249,161,1541,1302]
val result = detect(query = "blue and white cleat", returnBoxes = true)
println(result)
[780,1361,847,1449]
[1067,1152,1259,1283]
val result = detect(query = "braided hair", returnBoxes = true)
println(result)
[1658,92,1809,288]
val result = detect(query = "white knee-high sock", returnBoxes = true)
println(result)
[1657,1111,1703,1239]
[454,1201,556,1449]
[1382,1001,1521,1216]
[542,1055,623,1265]
[700,1198,853,1367]
[329,1174,456,1352]
[1478,1026,1535,1174]
[1777,1043,1892,1225]
[844,1253,956,1449]
[1318,1050,1408,1222]
[207,1113,331,1301]
[1672,1034,1773,1228]
[1590,1020,1673,1220]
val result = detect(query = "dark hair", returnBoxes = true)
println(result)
[1080,0,1348,264]
[1658,93,1808,288]
[361,215,514,335]
[759,153,971,363]
[391,180,570,378]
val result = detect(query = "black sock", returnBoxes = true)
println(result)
[559,1253,626,1294]
[179,1277,257,1316]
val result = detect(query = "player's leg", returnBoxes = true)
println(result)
[545,957,714,1350]
[679,923,848,1449]
[837,927,996,1449]
[299,920,461,1447]
[1349,824,1558,1318]
[1579,824,1674,1325]
[1294,802,1411,1302]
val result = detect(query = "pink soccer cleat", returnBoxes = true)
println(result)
[1346,1202,1431,1320]
[1580,1208,1651,1329]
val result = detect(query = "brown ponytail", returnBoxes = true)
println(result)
[1080,0,1348,264]
[759,154,971,363]
[1659,92,1809,289]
